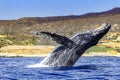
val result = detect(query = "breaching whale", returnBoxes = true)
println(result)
[35,23,111,67]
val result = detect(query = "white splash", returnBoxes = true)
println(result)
[26,63,49,68]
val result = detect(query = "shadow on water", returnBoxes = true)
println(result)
[49,64,98,71]
[36,65,99,78]
[39,72,71,78]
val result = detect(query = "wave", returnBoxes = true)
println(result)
[26,63,49,68]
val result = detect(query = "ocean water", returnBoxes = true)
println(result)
[0,56,120,80]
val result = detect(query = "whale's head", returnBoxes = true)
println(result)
[88,23,111,45]
[72,23,111,48]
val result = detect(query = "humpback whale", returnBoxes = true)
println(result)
[36,23,111,67]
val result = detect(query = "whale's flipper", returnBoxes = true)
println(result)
[36,31,74,46]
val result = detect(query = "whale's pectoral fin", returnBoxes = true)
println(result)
[36,31,74,46]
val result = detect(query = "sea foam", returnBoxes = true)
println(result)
[26,63,49,68]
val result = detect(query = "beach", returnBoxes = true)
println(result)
[0,43,120,57]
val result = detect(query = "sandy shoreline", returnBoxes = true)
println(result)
[0,45,54,57]
[0,52,120,57]
[0,45,120,57]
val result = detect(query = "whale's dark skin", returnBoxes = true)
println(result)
[36,23,111,67]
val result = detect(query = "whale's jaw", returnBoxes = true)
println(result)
[82,23,111,47]
[37,23,111,67]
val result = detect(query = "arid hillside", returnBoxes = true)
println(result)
[0,7,120,46]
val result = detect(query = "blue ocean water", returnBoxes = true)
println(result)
[0,56,120,80]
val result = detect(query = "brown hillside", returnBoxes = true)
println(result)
[0,7,120,45]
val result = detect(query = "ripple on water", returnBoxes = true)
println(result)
[0,57,120,79]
